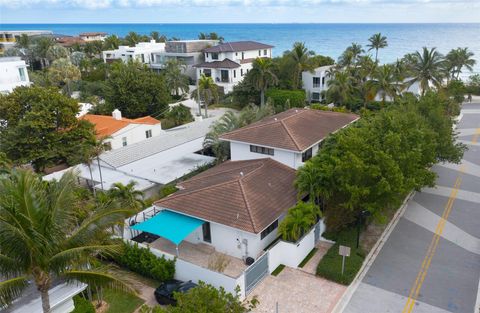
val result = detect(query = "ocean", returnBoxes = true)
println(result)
[2,23,480,75]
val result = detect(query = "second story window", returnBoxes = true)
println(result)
[211,53,219,60]
[250,145,274,156]
[258,50,261,56]
[145,129,152,138]
[264,49,268,56]
[240,69,243,76]
[18,68,26,81]
[322,77,326,86]
[122,137,128,147]
[313,77,321,88]
[302,147,313,162]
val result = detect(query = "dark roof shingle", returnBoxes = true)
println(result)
[203,41,274,53]
[220,108,359,151]
[154,158,297,234]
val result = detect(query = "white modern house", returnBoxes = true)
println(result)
[302,65,333,102]
[124,108,359,298]
[221,108,359,169]
[0,57,30,94]
[81,109,163,150]
[102,40,166,65]
[150,40,218,79]
[79,32,107,42]
[194,41,274,93]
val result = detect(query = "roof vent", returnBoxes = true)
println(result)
[112,109,122,120]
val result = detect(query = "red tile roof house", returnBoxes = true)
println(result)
[126,108,359,297]
[81,109,163,150]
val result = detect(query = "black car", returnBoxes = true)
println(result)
[154,280,198,305]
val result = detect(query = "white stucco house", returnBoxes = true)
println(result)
[0,57,30,94]
[302,65,333,103]
[79,32,107,42]
[150,40,218,79]
[194,41,274,93]
[102,40,166,65]
[81,109,163,150]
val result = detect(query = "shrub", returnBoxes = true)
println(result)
[265,89,306,109]
[159,184,179,198]
[71,295,95,313]
[310,103,349,113]
[163,104,194,129]
[316,228,365,285]
[117,243,175,282]
[278,202,320,242]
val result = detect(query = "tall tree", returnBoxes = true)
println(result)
[197,74,218,118]
[108,181,145,211]
[0,86,96,172]
[0,170,135,313]
[249,58,278,107]
[48,58,81,95]
[103,35,121,50]
[369,64,399,104]
[289,42,315,89]
[163,59,189,97]
[407,47,445,95]
[367,33,388,63]
[326,71,354,106]
[445,47,476,80]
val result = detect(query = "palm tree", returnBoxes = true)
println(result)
[46,44,69,63]
[123,32,141,47]
[326,71,354,106]
[32,37,55,69]
[197,74,218,118]
[203,111,240,162]
[108,181,145,211]
[370,64,399,104]
[446,47,476,80]
[48,58,81,95]
[15,34,31,50]
[0,152,10,175]
[103,35,121,50]
[289,42,315,89]
[0,170,134,313]
[367,33,388,63]
[295,161,321,204]
[164,59,189,97]
[407,47,445,95]
[249,58,278,107]
[198,32,224,42]
[278,202,320,242]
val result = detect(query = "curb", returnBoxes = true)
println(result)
[331,191,416,313]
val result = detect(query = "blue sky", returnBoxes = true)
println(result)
[0,0,479,23]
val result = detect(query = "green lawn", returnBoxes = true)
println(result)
[103,289,145,313]
[316,228,365,285]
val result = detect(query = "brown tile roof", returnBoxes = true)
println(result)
[155,158,297,234]
[194,58,241,69]
[79,32,107,36]
[81,114,160,138]
[56,36,85,46]
[220,108,359,152]
[203,41,274,53]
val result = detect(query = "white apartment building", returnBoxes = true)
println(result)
[0,57,30,93]
[0,30,52,53]
[302,65,333,102]
[81,109,164,150]
[102,40,166,65]
[150,40,218,79]
[194,41,274,93]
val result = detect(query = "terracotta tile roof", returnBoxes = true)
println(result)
[220,108,359,152]
[155,158,297,234]
[203,41,274,53]
[81,114,160,138]
[193,58,241,69]
[79,32,107,36]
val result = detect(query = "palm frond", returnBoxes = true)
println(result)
[0,276,29,308]
[62,268,136,295]
[49,244,122,271]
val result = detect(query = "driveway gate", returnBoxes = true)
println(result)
[244,252,269,295]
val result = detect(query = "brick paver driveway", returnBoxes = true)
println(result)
[249,267,346,313]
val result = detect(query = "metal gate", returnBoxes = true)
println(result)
[314,221,321,244]
[244,252,269,295]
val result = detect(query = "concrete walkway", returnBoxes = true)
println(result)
[342,101,480,313]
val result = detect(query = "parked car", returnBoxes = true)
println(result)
[154,280,198,305]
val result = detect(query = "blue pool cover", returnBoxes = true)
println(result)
[131,210,204,245]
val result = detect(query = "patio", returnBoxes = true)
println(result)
[148,237,247,278]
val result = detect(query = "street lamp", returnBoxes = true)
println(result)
[356,210,371,249]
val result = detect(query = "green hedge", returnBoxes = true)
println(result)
[316,228,365,285]
[117,243,175,282]
[266,89,306,109]
[71,295,95,313]
[310,103,349,113]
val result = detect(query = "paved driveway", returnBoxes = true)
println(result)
[249,267,346,313]
[343,102,480,313]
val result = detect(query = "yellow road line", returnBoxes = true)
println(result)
[402,164,466,313]
[472,128,480,144]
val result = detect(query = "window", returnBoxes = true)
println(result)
[233,70,236,78]
[242,52,245,59]
[261,220,278,240]
[240,69,243,76]
[122,137,127,147]
[313,77,321,88]
[250,145,274,156]
[235,52,238,57]
[145,129,152,138]
[202,222,211,243]
[302,147,313,162]
[258,50,261,56]
[311,92,320,102]
[322,76,326,86]
[203,69,212,77]
[18,68,26,81]
[264,49,268,56]
[211,53,219,60]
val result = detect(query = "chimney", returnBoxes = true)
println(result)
[112,109,122,120]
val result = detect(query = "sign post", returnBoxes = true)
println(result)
[338,245,351,275]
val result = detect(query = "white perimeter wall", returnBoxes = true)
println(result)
[107,123,163,150]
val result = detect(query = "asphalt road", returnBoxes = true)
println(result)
[343,101,480,313]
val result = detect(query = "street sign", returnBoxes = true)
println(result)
[339,245,351,275]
